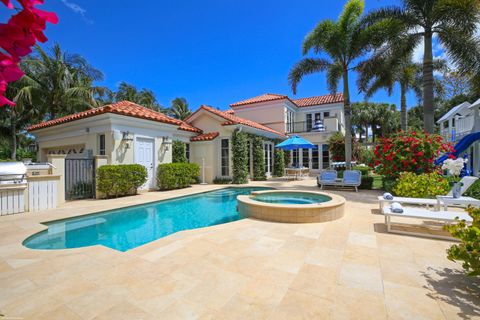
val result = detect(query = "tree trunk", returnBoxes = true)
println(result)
[400,82,408,131]
[365,125,368,143]
[423,30,435,133]
[10,109,16,160]
[343,69,352,168]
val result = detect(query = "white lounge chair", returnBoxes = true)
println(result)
[383,206,473,240]
[378,176,479,210]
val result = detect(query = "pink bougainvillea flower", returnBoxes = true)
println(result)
[1,0,14,9]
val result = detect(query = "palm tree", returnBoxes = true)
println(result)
[288,0,394,168]
[362,0,480,133]
[114,82,166,112]
[170,97,191,120]
[20,44,105,120]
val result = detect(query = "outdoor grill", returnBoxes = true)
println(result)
[0,162,27,185]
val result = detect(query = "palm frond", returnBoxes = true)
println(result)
[288,58,331,94]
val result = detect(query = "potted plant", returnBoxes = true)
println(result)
[442,158,465,198]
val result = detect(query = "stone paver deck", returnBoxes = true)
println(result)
[0,179,479,319]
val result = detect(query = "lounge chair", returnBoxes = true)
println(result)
[342,170,362,192]
[378,176,479,210]
[317,170,362,192]
[383,205,473,240]
[317,170,338,189]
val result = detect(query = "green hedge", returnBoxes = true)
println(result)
[213,177,232,184]
[157,163,200,190]
[273,148,285,177]
[252,135,266,181]
[464,179,480,200]
[97,164,147,198]
[352,165,370,176]
[232,129,249,184]
[172,140,187,163]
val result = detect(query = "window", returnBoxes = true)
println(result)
[285,109,294,133]
[306,114,312,132]
[292,149,299,167]
[302,148,309,168]
[264,143,273,174]
[312,146,319,169]
[185,143,190,162]
[324,111,330,118]
[322,144,330,169]
[221,139,229,176]
[98,134,105,155]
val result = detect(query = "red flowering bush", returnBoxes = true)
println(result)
[374,131,453,178]
[1,0,58,106]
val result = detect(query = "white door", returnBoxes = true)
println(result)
[135,137,155,189]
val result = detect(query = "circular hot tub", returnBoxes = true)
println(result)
[237,190,345,223]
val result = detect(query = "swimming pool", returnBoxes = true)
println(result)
[252,191,331,205]
[23,187,270,252]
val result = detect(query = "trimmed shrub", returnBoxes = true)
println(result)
[273,148,285,177]
[172,140,187,163]
[393,172,449,198]
[382,177,397,193]
[157,163,199,190]
[252,135,266,181]
[445,206,480,276]
[97,164,147,198]
[359,176,374,190]
[232,129,249,184]
[464,179,480,200]
[328,132,359,162]
[352,165,370,176]
[213,177,232,184]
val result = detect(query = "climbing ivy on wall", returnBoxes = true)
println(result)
[251,135,266,181]
[273,148,285,177]
[172,140,187,163]
[231,129,249,184]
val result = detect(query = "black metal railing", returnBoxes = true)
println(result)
[286,118,339,134]
[65,158,96,200]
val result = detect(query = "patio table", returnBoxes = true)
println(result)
[436,195,480,211]
[284,167,309,180]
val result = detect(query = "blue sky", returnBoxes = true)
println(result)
[4,0,433,111]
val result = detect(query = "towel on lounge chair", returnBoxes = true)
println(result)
[390,202,403,213]
[383,193,394,200]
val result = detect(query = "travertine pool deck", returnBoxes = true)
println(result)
[0,179,479,319]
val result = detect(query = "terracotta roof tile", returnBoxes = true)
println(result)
[27,101,202,133]
[230,93,289,107]
[292,93,344,107]
[189,105,285,137]
[190,132,219,142]
[224,109,234,114]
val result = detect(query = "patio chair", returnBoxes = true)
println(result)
[382,204,473,240]
[342,170,362,192]
[317,170,338,189]
[378,176,479,210]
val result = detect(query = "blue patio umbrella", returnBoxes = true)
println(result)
[275,135,316,151]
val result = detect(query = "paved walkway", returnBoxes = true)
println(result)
[0,179,479,319]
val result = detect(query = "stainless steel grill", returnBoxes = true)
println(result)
[0,162,27,185]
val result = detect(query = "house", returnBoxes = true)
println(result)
[228,93,345,171]
[27,93,344,193]
[26,100,286,190]
[437,98,480,176]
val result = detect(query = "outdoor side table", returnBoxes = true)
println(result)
[436,195,480,211]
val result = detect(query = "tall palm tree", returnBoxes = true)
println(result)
[362,0,480,133]
[170,97,191,120]
[20,44,105,120]
[288,0,395,168]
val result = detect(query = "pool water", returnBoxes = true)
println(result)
[252,192,331,205]
[23,187,270,252]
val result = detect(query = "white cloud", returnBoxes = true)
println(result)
[61,0,92,24]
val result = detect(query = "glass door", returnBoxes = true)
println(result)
[264,142,273,176]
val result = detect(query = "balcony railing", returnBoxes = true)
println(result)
[440,116,474,141]
[286,117,340,134]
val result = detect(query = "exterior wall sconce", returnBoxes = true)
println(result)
[121,131,134,149]
[162,136,172,151]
